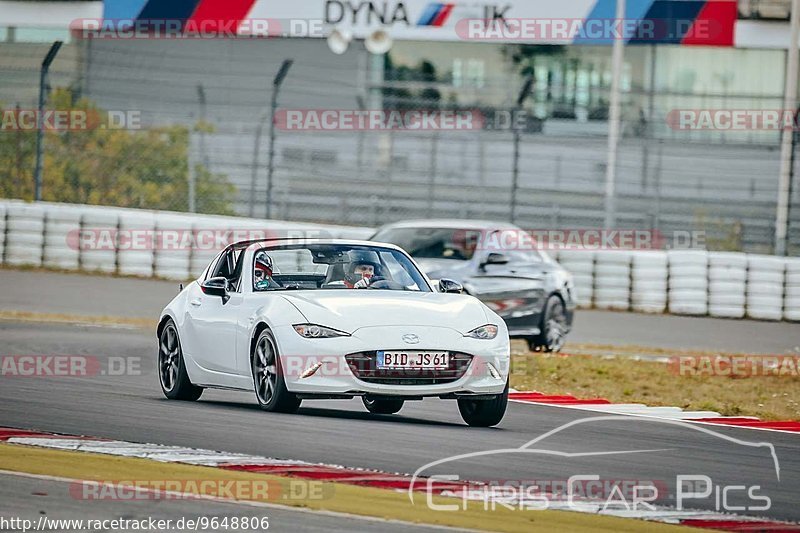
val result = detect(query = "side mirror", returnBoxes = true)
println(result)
[201,276,230,302]
[438,278,464,294]
[480,252,509,270]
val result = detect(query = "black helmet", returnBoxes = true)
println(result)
[344,249,382,284]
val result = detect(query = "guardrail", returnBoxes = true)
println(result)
[0,199,798,322]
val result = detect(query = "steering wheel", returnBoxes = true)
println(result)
[368,278,405,290]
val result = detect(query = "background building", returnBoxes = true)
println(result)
[1,0,799,252]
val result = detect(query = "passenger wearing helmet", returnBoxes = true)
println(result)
[253,251,280,290]
[343,249,383,289]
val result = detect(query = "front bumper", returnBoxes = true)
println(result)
[275,325,510,397]
[491,294,575,339]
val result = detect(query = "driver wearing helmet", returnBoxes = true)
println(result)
[343,250,383,289]
[253,250,279,290]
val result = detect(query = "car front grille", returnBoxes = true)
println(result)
[345,351,473,385]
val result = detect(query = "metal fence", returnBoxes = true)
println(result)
[1,36,799,254]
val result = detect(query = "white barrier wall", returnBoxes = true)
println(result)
[554,249,594,307]
[118,211,155,277]
[593,250,631,310]
[746,255,785,321]
[5,203,45,267]
[708,252,747,318]
[153,212,194,281]
[0,200,373,282]
[1,200,799,322]
[631,251,668,313]
[0,203,6,261]
[79,206,118,274]
[43,204,81,270]
[785,258,800,321]
[667,250,709,316]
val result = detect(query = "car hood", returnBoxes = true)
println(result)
[279,290,488,333]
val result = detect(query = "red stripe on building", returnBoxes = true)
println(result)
[431,4,454,27]
[681,0,737,46]
[186,0,257,31]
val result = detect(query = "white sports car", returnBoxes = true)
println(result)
[157,239,511,426]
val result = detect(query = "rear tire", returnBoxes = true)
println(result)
[531,296,568,353]
[158,320,203,401]
[458,380,508,427]
[252,329,301,413]
[362,396,404,415]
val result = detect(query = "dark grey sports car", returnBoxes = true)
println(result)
[371,220,575,352]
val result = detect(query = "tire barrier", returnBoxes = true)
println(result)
[1,200,799,322]
[708,252,747,319]
[43,204,81,270]
[593,250,631,310]
[153,212,194,281]
[0,202,7,262]
[785,258,800,322]
[631,251,668,313]
[5,203,45,267]
[553,249,594,308]
[117,211,155,277]
[79,207,119,274]
[668,250,708,316]
[746,254,785,321]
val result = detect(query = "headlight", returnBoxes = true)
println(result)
[465,324,499,339]
[293,324,350,338]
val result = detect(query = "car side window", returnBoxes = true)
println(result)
[209,249,244,292]
[228,250,245,292]
[480,249,542,268]
[505,250,542,264]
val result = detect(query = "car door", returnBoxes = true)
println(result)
[469,248,546,324]
[185,249,244,376]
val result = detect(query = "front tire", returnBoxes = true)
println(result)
[457,381,508,427]
[158,320,203,401]
[252,329,301,413]
[362,396,404,414]
[530,296,568,353]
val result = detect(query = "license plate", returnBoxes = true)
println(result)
[377,351,449,369]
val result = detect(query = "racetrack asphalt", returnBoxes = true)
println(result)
[2,268,799,354]
[0,320,797,523]
[0,471,453,533]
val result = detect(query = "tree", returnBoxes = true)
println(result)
[0,89,235,215]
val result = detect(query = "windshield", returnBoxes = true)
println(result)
[372,227,481,261]
[374,227,547,264]
[252,244,431,292]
